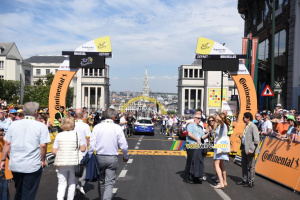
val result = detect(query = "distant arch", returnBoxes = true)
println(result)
[121,95,166,115]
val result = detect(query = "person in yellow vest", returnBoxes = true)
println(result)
[223,110,233,137]
[53,106,66,133]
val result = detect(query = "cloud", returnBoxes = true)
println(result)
[1,0,244,92]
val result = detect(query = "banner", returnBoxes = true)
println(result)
[208,88,227,107]
[69,55,105,68]
[196,37,257,152]
[255,137,300,192]
[49,70,76,125]
[241,38,248,65]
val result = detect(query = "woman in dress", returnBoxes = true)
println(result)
[213,113,230,189]
[52,116,86,200]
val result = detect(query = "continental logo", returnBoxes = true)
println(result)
[201,43,210,50]
[239,78,251,111]
[54,74,67,110]
[262,150,300,169]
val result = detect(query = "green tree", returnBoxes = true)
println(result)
[13,95,20,105]
[167,110,177,115]
[34,78,44,86]
[0,80,20,102]
[45,73,54,86]
[66,87,74,108]
[23,94,30,103]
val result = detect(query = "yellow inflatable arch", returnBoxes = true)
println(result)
[121,95,166,115]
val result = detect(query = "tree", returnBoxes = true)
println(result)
[66,87,74,108]
[167,110,177,115]
[23,94,30,103]
[45,73,54,86]
[0,80,20,102]
[34,78,44,86]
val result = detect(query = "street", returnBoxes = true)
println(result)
[8,126,299,200]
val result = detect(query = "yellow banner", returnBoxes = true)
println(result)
[208,88,227,107]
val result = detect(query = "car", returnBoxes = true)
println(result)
[134,118,155,136]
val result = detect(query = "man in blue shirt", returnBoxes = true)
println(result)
[183,109,209,184]
[0,109,11,135]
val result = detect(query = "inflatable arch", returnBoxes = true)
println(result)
[49,36,112,124]
[196,37,257,152]
[121,95,167,115]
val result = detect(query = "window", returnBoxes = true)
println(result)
[191,89,196,109]
[185,89,189,110]
[84,68,88,76]
[258,39,269,61]
[197,89,202,108]
[0,75,4,79]
[194,69,198,78]
[89,68,93,76]
[46,69,50,75]
[95,69,99,77]
[0,61,4,69]
[199,69,203,78]
[189,69,193,78]
[184,69,188,78]
[99,69,103,76]
[274,29,286,67]
[36,69,41,75]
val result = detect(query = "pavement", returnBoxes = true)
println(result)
[8,126,300,200]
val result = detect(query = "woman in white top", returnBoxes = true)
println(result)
[52,116,86,200]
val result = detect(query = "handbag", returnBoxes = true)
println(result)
[215,126,231,154]
[75,132,84,177]
[0,170,10,200]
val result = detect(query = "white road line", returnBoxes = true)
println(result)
[128,159,133,163]
[135,146,139,149]
[119,170,127,177]
[212,186,231,200]
[113,188,118,194]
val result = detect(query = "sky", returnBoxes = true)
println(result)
[0,0,245,93]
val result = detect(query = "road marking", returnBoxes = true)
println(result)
[119,149,187,156]
[135,146,139,149]
[113,188,118,194]
[212,187,231,200]
[128,159,133,163]
[119,170,127,177]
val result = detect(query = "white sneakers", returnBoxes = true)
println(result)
[76,185,85,195]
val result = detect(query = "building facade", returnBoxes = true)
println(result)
[26,56,110,110]
[0,42,33,102]
[238,0,300,110]
[177,63,237,116]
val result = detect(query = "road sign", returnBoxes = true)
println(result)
[261,85,274,96]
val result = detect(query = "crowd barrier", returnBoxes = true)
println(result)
[255,137,300,192]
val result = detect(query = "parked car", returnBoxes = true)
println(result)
[134,118,155,136]
[179,122,188,140]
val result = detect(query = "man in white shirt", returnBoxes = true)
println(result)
[119,114,127,137]
[74,108,91,195]
[89,108,128,200]
[261,111,272,135]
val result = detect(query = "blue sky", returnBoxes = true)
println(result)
[0,0,244,93]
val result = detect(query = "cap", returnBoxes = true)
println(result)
[9,109,17,113]
[276,103,282,107]
[261,110,268,115]
[17,109,23,113]
[287,115,295,121]
[39,110,44,114]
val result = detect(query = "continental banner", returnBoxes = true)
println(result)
[196,37,257,152]
[255,137,300,192]
[49,70,76,125]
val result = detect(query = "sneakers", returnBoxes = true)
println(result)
[168,137,173,140]
[76,185,85,194]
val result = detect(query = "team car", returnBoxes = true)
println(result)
[134,117,155,136]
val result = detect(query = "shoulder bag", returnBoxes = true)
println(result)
[75,132,84,177]
[215,125,231,154]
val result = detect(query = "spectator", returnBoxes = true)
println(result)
[7,109,18,123]
[269,119,279,138]
[119,114,127,137]
[276,115,289,138]
[54,106,66,133]
[291,121,300,143]
[1,102,50,200]
[254,113,264,134]
[295,113,300,122]
[0,109,11,134]
[285,115,295,139]
[52,116,86,200]
[261,111,272,136]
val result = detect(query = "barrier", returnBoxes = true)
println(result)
[255,137,300,192]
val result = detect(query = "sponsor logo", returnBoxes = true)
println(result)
[98,42,107,49]
[201,43,210,50]
[80,57,93,67]
[98,52,110,56]
[186,142,228,150]
[196,55,208,59]
[213,48,226,53]
[54,74,67,110]
[220,55,236,58]
[74,52,86,55]
[81,46,95,50]
[261,150,299,169]
[239,78,251,111]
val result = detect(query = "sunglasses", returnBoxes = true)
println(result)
[208,120,214,122]
[194,117,201,120]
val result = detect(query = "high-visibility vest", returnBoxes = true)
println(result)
[227,116,233,135]
[53,112,65,127]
